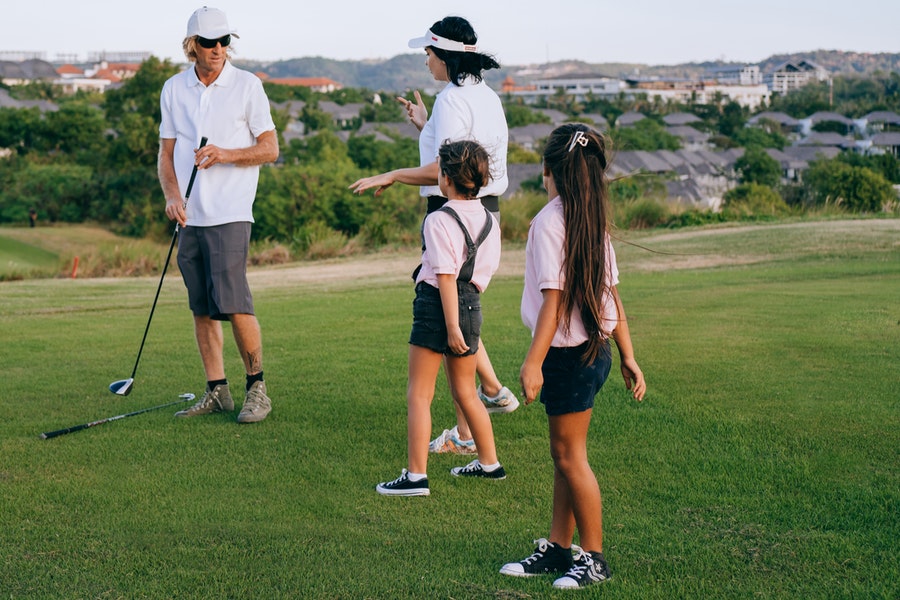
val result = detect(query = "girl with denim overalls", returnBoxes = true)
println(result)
[376,140,506,496]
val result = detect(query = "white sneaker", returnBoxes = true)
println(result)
[429,425,477,454]
[478,385,520,414]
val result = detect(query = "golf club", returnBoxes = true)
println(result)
[40,393,196,439]
[109,137,207,396]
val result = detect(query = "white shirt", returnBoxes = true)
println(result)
[417,199,501,293]
[418,77,508,198]
[160,61,276,227]
[521,196,620,347]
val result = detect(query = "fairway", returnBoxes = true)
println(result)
[0,219,897,598]
[0,234,59,279]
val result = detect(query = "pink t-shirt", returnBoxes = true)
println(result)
[521,196,620,347]
[416,199,501,293]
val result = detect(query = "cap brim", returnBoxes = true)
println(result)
[408,34,433,49]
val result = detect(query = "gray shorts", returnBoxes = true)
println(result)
[177,222,254,321]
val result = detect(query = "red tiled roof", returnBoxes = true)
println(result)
[267,77,341,88]
[57,64,84,75]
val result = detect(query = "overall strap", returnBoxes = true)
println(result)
[438,206,493,283]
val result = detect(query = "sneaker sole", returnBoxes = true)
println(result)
[484,398,520,414]
[237,413,270,423]
[375,486,430,497]
[499,565,543,577]
[451,470,507,480]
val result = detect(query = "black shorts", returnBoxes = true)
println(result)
[408,281,481,357]
[177,222,254,321]
[540,342,612,416]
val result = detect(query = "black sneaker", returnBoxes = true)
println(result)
[499,539,575,577]
[375,470,430,497]
[450,460,506,479]
[552,549,611,589]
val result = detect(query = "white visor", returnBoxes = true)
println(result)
[408,29,477,53]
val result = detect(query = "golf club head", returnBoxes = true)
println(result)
[109,378,134,396]
[179,393,196,401]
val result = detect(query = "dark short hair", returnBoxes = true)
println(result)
[439,139,491,199]
[428,16,500,86]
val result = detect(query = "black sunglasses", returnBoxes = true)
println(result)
[197,35,231,49]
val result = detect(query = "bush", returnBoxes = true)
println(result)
[663,210,727,228]
[801,160,897,213]
[722,183,791,218]
[618,198,672,229]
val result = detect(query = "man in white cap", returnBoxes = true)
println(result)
[158,7,279,423]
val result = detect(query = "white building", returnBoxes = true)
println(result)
[766,60,829,94]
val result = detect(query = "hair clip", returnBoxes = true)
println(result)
[568,131,589,153]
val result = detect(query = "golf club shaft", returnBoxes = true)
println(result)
[127,136,208,380]
[40,395,194,439]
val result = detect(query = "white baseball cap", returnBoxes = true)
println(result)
[186,7,240,39]
[408,29,477,53]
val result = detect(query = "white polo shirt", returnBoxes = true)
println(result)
[416,199,501,293]
[160,61,275,227]
[418,77,508,198]
[522,196,620,346]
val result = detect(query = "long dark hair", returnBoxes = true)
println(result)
[428,16,500,86]
[542,123,613,364]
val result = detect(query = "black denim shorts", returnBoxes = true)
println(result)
[540,341,612,416]
[409,281,482,357]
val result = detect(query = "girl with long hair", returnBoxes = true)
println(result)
[500,124,646,589]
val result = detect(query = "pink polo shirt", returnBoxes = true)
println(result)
[416,199,501,293]
[521,196,620,346]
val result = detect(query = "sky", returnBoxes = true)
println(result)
[3,0,899,67]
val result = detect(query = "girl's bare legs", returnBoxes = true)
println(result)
[548,409,603,552]
[450,339,502,440]
[407,345,444,474]
[446,353,498,465]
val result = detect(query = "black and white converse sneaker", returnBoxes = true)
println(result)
[499,538,575,577]
[552,548,611,589]
[450,459,506,479]
[375,470,430,496]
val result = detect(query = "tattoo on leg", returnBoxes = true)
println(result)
[245,350,262,373]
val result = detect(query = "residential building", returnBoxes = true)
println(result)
[626,78,770,109]
[264,76,343,93]
[502,74,624,104]
[766,60,829,94]
[663,112,702,126]
[869,132,900,157]
[318,101,364,128]
[707,65,763,86]
[800,111,854,136]
[666,125,711,151]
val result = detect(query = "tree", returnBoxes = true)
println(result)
[735,147,782,187]
[2,163,96,223]
[611,119,681,151]
[0,107,42,153]
[801,159,896,212]
[504,102,550,128]
[718,101,746,138]
[733,126,787,150]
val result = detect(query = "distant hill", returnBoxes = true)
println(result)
[237,50,900,93]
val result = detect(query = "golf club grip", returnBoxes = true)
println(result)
[40,423,92,439]
[184,136,208,200]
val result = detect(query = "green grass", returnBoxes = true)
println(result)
[0,232,59,280]
[1,219,898,598]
